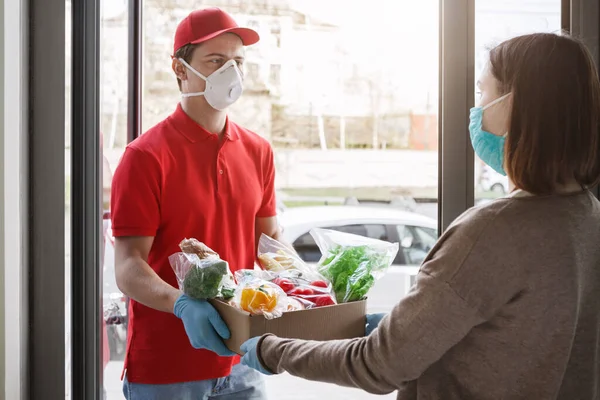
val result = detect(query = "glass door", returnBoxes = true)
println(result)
[100,0,134,397]
[28,0,600,399]
[473,0,562,204]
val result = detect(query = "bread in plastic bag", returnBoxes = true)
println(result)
[169,238,236,300]
[257,233,322,281]
[310,228,399,303]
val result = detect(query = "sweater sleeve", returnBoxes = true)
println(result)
[260,270,484,394]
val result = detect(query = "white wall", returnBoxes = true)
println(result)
[1,0,28,398]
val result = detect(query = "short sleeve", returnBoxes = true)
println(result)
[256,144,277,218]
[110,146,161,237]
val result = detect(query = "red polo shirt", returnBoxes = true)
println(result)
[110,104,277,384]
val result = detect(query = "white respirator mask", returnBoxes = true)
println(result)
[179,58,244,111]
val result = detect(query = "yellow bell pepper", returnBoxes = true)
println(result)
[240,285,278,314]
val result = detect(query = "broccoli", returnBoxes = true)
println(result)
[182,259,228,299]
[220,285,236,300]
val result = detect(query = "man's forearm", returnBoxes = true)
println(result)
[117,256,182,313]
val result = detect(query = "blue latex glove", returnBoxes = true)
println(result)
[366,313,387,335]
[240,337,273,375]
[173,294,236,357]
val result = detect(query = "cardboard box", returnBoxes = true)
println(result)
[209,299,367,355]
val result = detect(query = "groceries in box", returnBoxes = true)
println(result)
[169,230,399,320]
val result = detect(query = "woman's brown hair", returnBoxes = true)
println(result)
[489,33,600,195]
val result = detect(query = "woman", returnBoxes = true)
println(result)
[239,33,600,399]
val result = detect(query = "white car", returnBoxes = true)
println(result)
[278,206,438,312]
[479,165,509,194]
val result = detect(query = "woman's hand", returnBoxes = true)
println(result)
[240,337,273,375]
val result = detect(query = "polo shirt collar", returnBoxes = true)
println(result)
[169,103,239,143]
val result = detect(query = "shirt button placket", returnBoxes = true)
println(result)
[217,153,224,194]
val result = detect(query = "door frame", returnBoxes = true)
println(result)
[25,0,599,399]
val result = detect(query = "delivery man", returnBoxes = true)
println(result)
[111,7,280,399]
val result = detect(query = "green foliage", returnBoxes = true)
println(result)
[318,245,390,303]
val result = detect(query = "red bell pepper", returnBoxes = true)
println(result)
[290,287,314,296]
[314,295,336,307]
[273,277,296,293]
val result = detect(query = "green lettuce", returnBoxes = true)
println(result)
[318,245,391,303]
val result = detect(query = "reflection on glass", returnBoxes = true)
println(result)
[474,0,561,203]
[100,0,129,398]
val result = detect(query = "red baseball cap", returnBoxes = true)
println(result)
[173,7,260,54]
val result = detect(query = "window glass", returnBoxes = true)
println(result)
[293,224,388,262]
[330,224,367,237]
[141,1,439,398]
[474,0,561,204]
[413,226,437,250]
[292,232,321,262]
[397,225,437,266]
[98,0,130,398]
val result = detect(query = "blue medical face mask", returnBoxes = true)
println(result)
[469,92,512,176]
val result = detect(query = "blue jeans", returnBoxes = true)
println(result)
[123,363,267,400]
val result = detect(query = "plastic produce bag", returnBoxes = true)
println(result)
[232,273,290,319]
[269,270,337,308]
[257,233,322,281]
[311,228,399,303]
[169,238,236,300]
[256,234,336,308]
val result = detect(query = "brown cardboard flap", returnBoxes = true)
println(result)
[210,299,367,355]
[209,299,251,354]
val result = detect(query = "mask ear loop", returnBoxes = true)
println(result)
[482,92,512,111]
[171,55,190,83]
[174,56,209,97]
[483,92,512,137]
[181,92,205,98]
[178,58,209,81]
